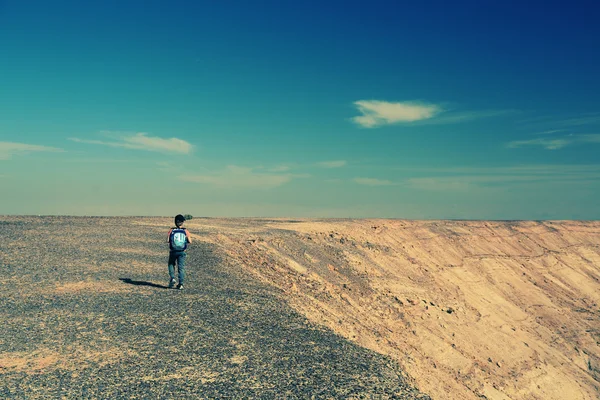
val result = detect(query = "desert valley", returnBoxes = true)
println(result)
[1,216,598,399]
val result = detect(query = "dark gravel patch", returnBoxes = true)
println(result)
[0,216,430,399]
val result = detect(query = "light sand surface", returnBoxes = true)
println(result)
[183,218,600,400]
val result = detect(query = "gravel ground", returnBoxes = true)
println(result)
[0,216,431,399]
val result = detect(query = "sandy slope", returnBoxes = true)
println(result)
[185,218,600,400]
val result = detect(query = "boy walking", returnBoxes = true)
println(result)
[167,214,192,290]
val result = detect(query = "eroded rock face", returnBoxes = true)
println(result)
[196,218,600,400]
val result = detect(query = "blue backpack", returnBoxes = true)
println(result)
[170,228,188,251]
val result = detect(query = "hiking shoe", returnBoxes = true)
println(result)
[168,279,176,288]
[177,284,184,290]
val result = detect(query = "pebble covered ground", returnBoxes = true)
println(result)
[0,216,431,399]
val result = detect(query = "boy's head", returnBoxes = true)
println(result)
[174,214,186,227]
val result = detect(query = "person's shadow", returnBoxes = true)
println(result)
[119,278,169,289]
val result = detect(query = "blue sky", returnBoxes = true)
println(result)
[1,0,599,219]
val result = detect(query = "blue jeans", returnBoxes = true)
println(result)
[168,251,186,284]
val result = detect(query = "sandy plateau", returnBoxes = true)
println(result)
[182,218,600,400]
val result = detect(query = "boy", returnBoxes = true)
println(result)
[167,214,192,290]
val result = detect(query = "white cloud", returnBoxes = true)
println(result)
[580,134,600,143]
[392,164,600,175]
[507,138,571,150]
[353,177,396,186]
[420,109,515,125]
[70,132,194,154]
[403,164,600,191]
[535,129,564,135]
[507,133,600,150]
[267,165,291,172]
[350,100,510,128]
[519,113,600,130]
[179,165,308,189]
[316,160,347,168]
[0,141,64,160]
[558,114,600,127]
[406,177,472,191]
[351,100,441,128]
[123,133,193,153]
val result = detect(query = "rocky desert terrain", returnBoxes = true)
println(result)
[1,216,599,399]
